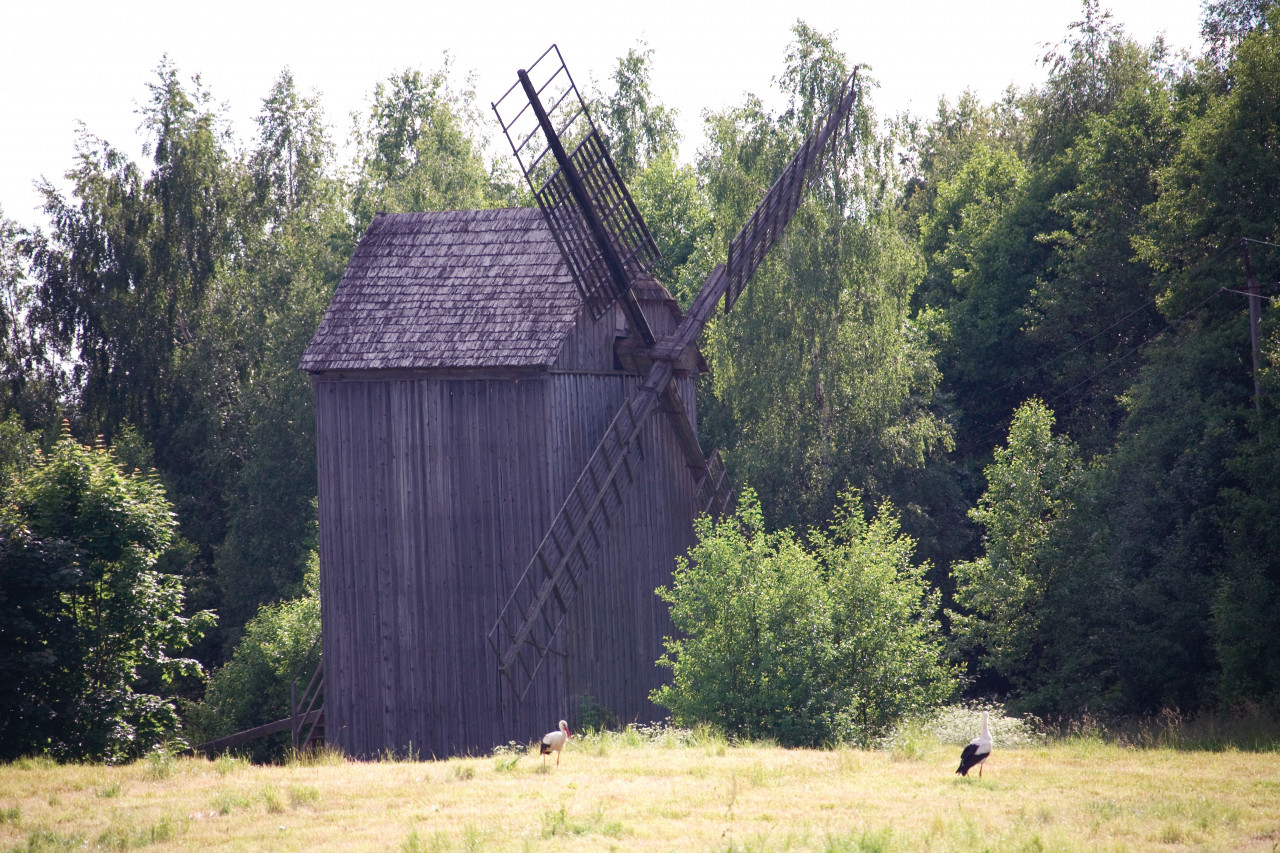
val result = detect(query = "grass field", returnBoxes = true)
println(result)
[2,717,1278,852]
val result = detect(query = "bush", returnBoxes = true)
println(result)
[189,556,320,760]
[0,422,214,761]
[948,399,1081,696]
[652,489,955,746]
[576,692,618,732]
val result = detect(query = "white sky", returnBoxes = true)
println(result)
[3,0,1206,229]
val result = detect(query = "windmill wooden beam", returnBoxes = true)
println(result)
[489,366,671,689]
[495,45,662,327]
[725,70,860,311]
[487,47,862,700]
[518,70,657,348]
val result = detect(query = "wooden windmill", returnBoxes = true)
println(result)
[300,45,858,759]
[487,46,860,699]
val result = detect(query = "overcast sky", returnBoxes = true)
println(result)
[3,0,1206,228]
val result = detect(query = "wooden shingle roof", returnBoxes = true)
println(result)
[302,208,667,372]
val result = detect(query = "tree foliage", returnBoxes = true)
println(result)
[1202,0,1274,65]
[0,423,214,761]
[919,3,1280,714]
[209,70,348,642]
[654,490,955,746]
[0,209,64,427]
[698,23,951,535]
[191,556,320,760]
[595,43,680,183]
[350,62,507,231]
[949,400,1081,694]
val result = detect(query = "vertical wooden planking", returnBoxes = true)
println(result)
[314,381,347,751]
[311,356,697,756]
[544,367,689,725]
[443,381,464,753]
[553,304,614,371]
[390,379,416,755]
[370,383,394,754]
[398,379,422,757]
[467,379,491,751]
[341,381,363,757]
[354,381,379,756]
[424,379,451,756]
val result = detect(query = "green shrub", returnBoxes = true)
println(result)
[653,489,955,746]
[142,745,176,780]
[0,423,214,762]
[576,692,618,731]
[188,555,320,761]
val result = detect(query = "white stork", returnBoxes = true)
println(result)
[956,710,993,778]
[540,720,571,766]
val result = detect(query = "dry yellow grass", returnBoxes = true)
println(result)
[2,732,1278,852]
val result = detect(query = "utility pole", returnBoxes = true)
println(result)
[1240,239,1263,413]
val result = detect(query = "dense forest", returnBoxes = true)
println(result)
[2,0,1278,759]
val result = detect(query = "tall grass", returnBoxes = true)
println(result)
[539,802,628,839]
[142,746,176,781]
[570,720,732,753]
[881,702,1280,755]
[285,744,346,766]
[2,706,1278,852]
[1107,705,1280,751]
[95,813,182,849]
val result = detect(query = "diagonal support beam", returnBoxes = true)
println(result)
[489,362,672,695]
[724,68,860,312]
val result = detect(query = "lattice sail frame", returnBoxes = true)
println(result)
[487,55,861,700]
[694,448,734,518]
[724,68,861,312]
[487,376,657,698]
[492,44,661,320]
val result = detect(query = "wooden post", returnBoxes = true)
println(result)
[1241,240,1263,412]
[291,680,299,750]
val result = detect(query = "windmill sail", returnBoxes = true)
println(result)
[489,277,736,698]
[694,448,734,518]
[493,45,660,323]
[488,367,670,698]
[724,69,860,312]
[488,51,859,699]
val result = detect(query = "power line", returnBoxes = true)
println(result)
[970,295,1163,404]
[965,288,1222,451]
[1220,286,1278,302]
[1241,237,1280,249]
[1044,289,1221,409]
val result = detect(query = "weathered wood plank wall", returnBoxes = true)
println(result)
[555,373,696,723]
[316,377,559,757]
[313,365,697,758]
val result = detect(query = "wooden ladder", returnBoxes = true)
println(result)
[291,658,325,752]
